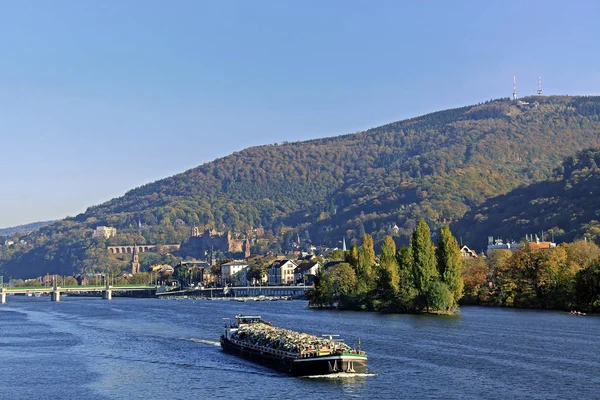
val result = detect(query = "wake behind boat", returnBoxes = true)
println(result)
[220,315,367,376]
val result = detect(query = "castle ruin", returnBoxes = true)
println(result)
[182,227,250,258]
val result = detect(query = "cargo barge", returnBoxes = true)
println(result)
[220,315,367,376]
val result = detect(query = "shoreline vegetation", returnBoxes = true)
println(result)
[308,219,600,315]
[308,220,463,315]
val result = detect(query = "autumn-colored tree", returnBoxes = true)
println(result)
[488,249,512,296]
[565,240,600,270]
[461,257,489,304]
[63,276,79,286]
[355,234,376,307]
[536,246,575,308]
[360,234,375,269]
[345,244,360,268]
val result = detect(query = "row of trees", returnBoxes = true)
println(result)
[311,224,600,314]
[463,239,600,312]
[309,220,464,314]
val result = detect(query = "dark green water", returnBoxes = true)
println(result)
[0,297,598,399]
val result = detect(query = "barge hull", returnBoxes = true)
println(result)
[220,338,367,376]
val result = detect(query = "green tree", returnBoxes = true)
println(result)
[396,245,417,310]
[575,261,600,311]
[247,264,267,285]
[435,226,464,305]
[374,236,399,310]
[411,219,437,310]
[357,221,366,239]
[427,280,454,312]
[327,263,358,308]
[496,244,540,307]
[308,267,333,307]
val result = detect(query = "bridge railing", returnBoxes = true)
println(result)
[5,284,156,291]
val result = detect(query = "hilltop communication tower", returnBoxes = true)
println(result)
[513,76,517,101]
[537,75,544,95]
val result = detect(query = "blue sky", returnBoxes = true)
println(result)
[1,1,599,228]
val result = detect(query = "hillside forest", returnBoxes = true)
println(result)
[2,96,600,281]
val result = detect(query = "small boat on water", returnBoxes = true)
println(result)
[220,315,367,376]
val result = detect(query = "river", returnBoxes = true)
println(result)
[0,297,598,399]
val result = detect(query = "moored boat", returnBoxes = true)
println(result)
[220,315,367,376]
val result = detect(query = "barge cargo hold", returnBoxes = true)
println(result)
[220,315,367,376]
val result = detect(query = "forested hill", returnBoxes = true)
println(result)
[453,148,600,251]
[3,95,600,278]
[81,95,600,243]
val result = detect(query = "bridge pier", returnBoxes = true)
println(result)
[103,288,112,300]
[1,288,6,304]
[51,290,61,302]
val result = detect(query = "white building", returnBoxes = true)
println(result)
[93,226,117,239]
[221,260,250,286]
[267,259,297,285]
[460,245,478,258]
[486,237,523,255]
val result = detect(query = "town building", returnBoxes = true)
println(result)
[267,259,297,285]
[93,226,117,239]
[487,235,556,255]
[460,245,478,258]
[294,261,321,284]
[527,241,556,250]
[486,237,523,255]
[221,260,250,286]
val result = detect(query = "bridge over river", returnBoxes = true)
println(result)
[0,283,156,304]
[157,285,310,299]
[1,283,311,304]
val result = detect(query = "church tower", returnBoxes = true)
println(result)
[131,245,140,275]
[243,238,251,259]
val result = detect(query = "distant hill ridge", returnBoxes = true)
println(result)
[81,95,600,241]
[0,220,58,237]
[3,95,600,278]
